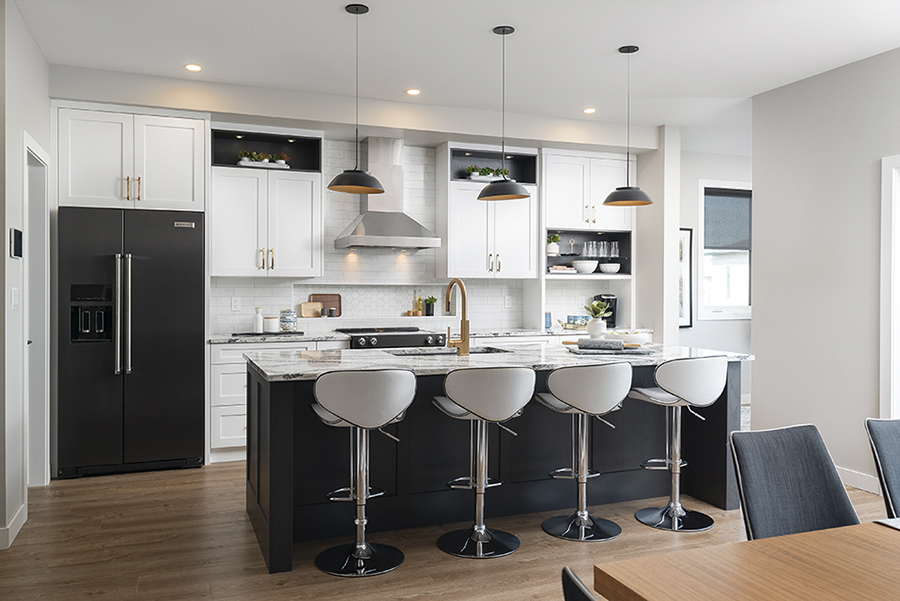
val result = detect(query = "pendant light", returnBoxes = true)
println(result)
[478,25,530,201]
[327,4,384,195]
[604,45,653,206]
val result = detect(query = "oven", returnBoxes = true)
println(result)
[335,327,446,349]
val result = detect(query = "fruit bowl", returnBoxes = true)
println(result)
[571,260,599,273]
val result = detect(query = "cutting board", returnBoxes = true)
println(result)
[299,301,324,318]
[309,294,341,317]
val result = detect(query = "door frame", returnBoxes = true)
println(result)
[881,155,900,419]
[24,131,51,486]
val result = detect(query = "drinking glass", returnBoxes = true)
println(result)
[610,241,619,258]
[598,241,609,258]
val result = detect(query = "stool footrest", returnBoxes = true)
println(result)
[326,486,385,502]
[447,477,502,490]
[548,468,600,480]
[640,458,687,471]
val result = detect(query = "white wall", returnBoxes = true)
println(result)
[678,151,753,397]
[753,46,900,487]
[2,0,50,548]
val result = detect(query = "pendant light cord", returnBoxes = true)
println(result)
[500,30,507,179]
[354,10,360,170]
[625,49,631,187]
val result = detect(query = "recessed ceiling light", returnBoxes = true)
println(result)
[184,63,202,72]
[406,88,421,96]
[583,107,596,114]
[287,139,295,143]
[235,135,243,139]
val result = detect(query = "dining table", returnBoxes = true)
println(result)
[593,520,900,601]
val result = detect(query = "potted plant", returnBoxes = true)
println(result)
[466,165,479,179]
[423,296,437,316]
[238,150,252,163]
[547,233,561,256]
[478,166,494,177]
[584,300,612,338]
[493,167,509,178]
[251,152,270,163]
[276,151,291,165]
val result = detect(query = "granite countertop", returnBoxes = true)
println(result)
[208,333,350,344]
[244,343,753,382]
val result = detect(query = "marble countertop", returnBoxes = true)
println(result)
[244,343,753,382]
[208,333,350,344]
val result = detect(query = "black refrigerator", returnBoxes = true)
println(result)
[56,207,205,477]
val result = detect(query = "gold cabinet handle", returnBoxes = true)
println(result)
[592,205,596,224]
[126,176,131,201]
[269,248,274,270]
[489,253,494,272]
[585,204,590,223]
[259,248,265,270]
[136,176,141,201]
[497,254,501,272]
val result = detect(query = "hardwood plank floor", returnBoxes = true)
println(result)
[0,461,886,600]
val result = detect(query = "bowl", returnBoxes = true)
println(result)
[604,331,651,344]
[571,260,599,273]
[598,263,621,274]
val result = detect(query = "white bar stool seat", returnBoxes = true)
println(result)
[535,362,633,542]
[628,355,728,532]
[433,366,536,558]
[311,369,416,577]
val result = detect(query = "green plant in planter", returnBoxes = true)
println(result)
[466,165,479,174]
[478,166,494,176]
[251,152,271,162]
[276,152,291,162]
[584,300,612,319]
[424,296,437,304]
[547,233,561,244]
[238,150,252,159]
[493,168,509,177]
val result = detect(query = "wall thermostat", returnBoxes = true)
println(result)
[9,228,22,259]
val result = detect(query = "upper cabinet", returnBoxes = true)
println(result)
[58,108,205,211]
[543,151,633,231]
[436,143,540,279]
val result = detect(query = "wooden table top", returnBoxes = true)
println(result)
[593,522,900,601]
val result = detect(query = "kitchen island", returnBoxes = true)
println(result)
[244,344,751,573]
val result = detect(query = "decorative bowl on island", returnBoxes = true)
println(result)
[571,260,599,273]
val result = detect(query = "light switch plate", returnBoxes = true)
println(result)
[231,297,241,312]
[10,287,20,310]
[504,295,513,308]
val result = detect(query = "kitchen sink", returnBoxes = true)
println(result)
[385,346,512,356]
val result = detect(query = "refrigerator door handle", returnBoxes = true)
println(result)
[114,253,122,374]
[125,253,133,374]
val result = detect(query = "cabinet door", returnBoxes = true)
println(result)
[492,184,538,278]
[133,115,205,211]
[545,154,590,229]
[590,158,633,231]
[210,167,267,276]
[267,171,322,277]
[447,182,492,278]
[58,109,134,208]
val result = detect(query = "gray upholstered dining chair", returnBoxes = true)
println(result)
[730,424,860,540]
[562,567,599,601]
[865,418,900,518]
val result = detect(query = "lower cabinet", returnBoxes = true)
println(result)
[208,340,348,460]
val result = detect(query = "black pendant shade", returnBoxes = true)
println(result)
[328,4,385,195]
[478,178,530,201]
[604,44,652,207]
[603,186,653,206]
[328,169,384,194]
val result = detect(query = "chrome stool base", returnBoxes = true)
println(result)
[315,542,404,577]
[542,512,621,542]
[437,526,520,558]
[635,505,714,532]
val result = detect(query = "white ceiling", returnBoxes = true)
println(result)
[15,0,900,129]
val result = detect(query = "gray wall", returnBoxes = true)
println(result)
[753,47,900,485]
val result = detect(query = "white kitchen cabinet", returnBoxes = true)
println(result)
[445,181,538,278]
[208,340,346,456]
[210,167,322,277]
[58,108,204,211]
[544,152,633,232]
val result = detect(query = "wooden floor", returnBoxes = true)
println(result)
[0,461,886,601]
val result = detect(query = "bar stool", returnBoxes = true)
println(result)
[628,355,728,532]
[311,369,416,577]
[433,367,536,558]
[535,363,633,541]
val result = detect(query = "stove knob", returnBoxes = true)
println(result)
[369,337,378,346]
[356,337,367,347]
[436,335,445,345]
[425,336,434,345]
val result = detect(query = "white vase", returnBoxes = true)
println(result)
[547,242,560,256]
[276,159,286,165]
[586,317,607,339]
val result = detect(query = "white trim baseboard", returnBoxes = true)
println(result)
[0,502,28,550]
[838,466,881,495]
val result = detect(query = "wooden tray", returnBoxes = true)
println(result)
[299,301,323,318]
[309,294,341,317]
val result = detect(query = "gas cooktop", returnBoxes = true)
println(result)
[335,327,446,349]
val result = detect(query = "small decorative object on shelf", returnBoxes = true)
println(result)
[547,233,561,256]
[584,299,612,338]
[424,295,437,316]
[237,150,290,169]
[465,165,512,182]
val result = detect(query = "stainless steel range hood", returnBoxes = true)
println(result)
[334,138,441,250]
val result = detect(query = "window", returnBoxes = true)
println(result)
[698,181,751,320]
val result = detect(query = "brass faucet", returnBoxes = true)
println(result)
[445,278,470,356]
